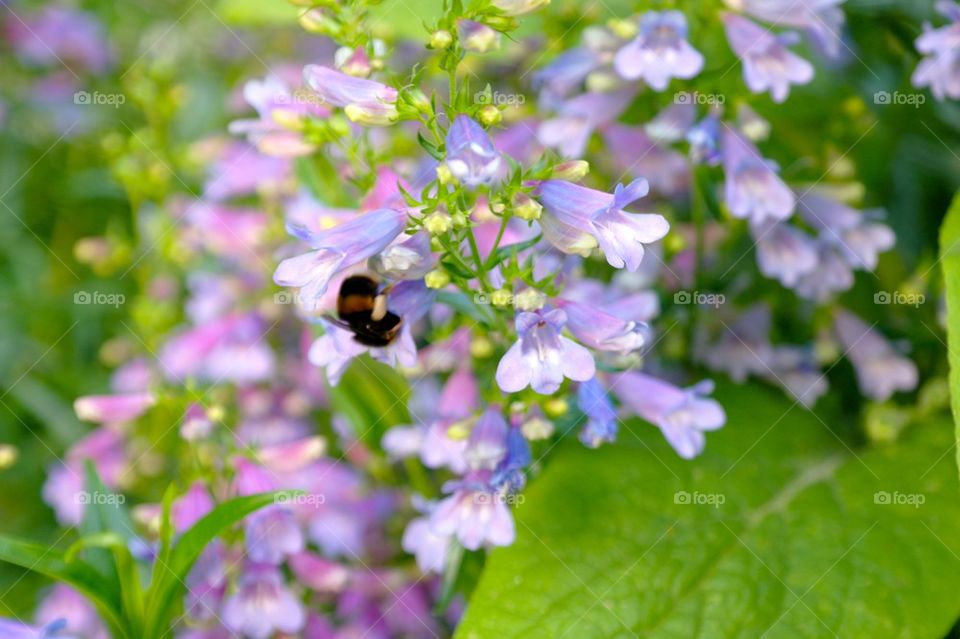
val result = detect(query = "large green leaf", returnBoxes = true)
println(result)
[0,536,128,637]
[142,491,292,639]
[455,384,960,639]
[941,191,960,482]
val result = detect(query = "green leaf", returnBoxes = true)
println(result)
[0,535,128,637]
[142,491,292,639]
[215,0,298,26]
[328,357,412,450]
[486,233,541,268]
[455,383,960,639]
[940,190,960,482]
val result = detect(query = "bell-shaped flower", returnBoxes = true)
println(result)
[722,13,814,103]
[834,310,918,401]
[496,308,596,394]
[535,177,669,271]
[752,220,819,287]
[74,392,154,424]
[274,208,407,309]
[556,298,646,353]
[430,472,515,550]
[538,88,636,158]
[302,64,399,125]
[722,127,795,224]
[912,1,960,100]
[443,115,502,188]
[612,372,725,459]
[577,378,618,448]
[614,11,704,90]
[222,564,306,639]
[228,73,326,157]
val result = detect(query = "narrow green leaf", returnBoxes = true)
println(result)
[142,491,293,639]
[0,535,128,637]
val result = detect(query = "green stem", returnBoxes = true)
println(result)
[465,226,490,290]
[483,215,509,270]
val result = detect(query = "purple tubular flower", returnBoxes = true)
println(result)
[752,220,819,287]
[159,313,275,384]
[288,551,349,593]
[309,320,417,385]
[222,565,306,639]
[302,65,399,125]
[402,516,452,574]
[444,115,503,188]
[913,2,960,100]
[797,192,895,271]
[430,477,515,550]
[35,585,107,639]
[73,392,154,424]
[556,298,646,353]
[612,372,725,459]
[834,310,918,401]
[536,178,670,270]
[735,0,846,59]
[600,124,690,197]
[721,127,795,224]
[274,208,407,308]
[687,113,722,165]
[577,378,618,448]
[614,11,704,90]
[492,427,531,492]
[464,408,509,470]
[370,231,434,280]
[496,308,596,395]
[722,13,815,103]
[538,89,636,158]
[172,482,214,532]
[244,506,305,564]
[532,47,602,99]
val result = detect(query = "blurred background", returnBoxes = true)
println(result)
[1,0,959,623]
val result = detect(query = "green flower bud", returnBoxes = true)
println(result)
[550,160,590,180]
[423,210,453,234]
[429,29,453,49]
[425,269,451,289]
[478,104,502,126]
[513,193,542,221]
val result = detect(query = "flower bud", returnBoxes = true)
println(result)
[521,416,554,440]
[512,193,542,221]
[513,288,546,311]
[550,160,589,180]
[544,397,568,418]
[491,289,514,306]
[478,104,502,126]
[458,19,500,53]
[344,103,400,126]
[491,0,550,16]
[429,29,453,49]
[0,444,18,469]
[423,210,453,234]
[436,163,457,185]
[470,335,494,358]
[607,18,638,39]
[299,8,340,37]
[425,269,451,289]
[398,87,433,116]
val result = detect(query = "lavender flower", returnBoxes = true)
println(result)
[0,619,76,639]
[538,89,636,158]
[274,208,407,309]
[577,378,618,448]
[535,178,669,270]
[612,373,726,458]
[752,220,819,287]
[722,13,815,103]
[443,115,502,188]
[732,0,847,59]
[722,127,795,224]
[556,298,646,353]
[229,74,326,157]
[302,65,399,125]
[496,308,596,394]
[912,1,960,99]
[222,565,306,639]
[402,516,452,574]
[430,474,515,550]
[244,507,305,564]
[73,392,154,424]
[613,11,704,90]
[834,310,918,401]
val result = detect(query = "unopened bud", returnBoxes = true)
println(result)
[491,289,513,306]
[544,398,568,418]
[513,193,542,221]
[513,288,546,311]
[425,269,451,289]
[458,19,500,53]
[470,335,494,358]
[423,210,453,234]
[436,163,457,185]
[478,104,502,126]
[551,160,589,180]
[429,29,453,49]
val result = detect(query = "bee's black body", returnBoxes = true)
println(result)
[335,275,402,347]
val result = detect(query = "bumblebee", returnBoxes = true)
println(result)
[333,275,402,347]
